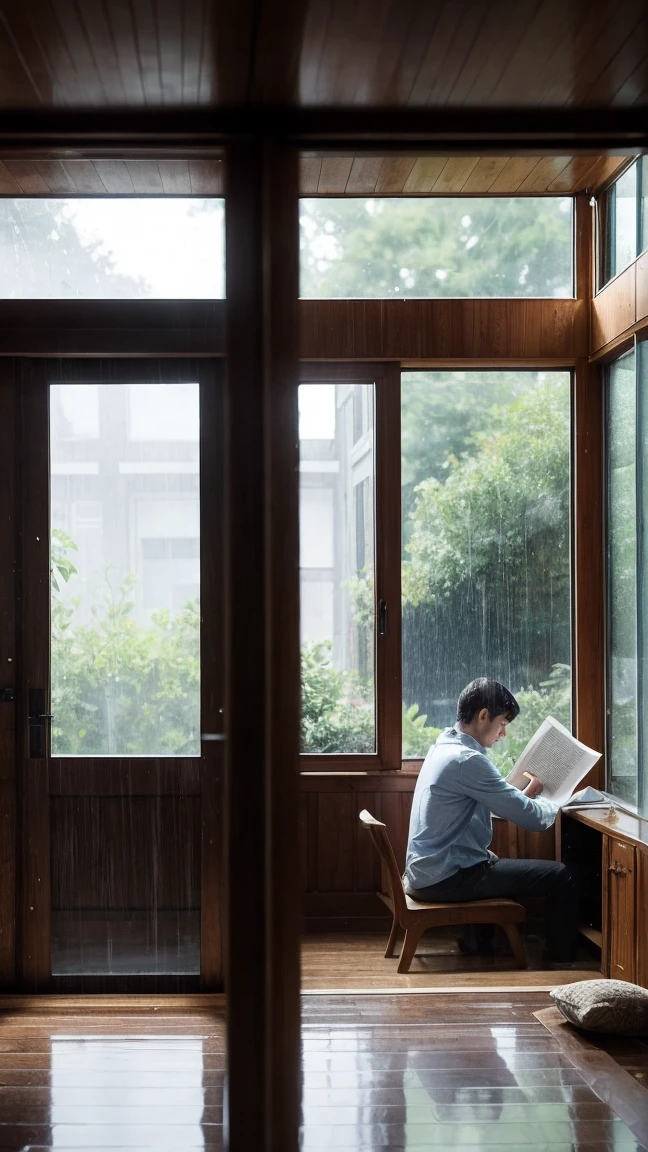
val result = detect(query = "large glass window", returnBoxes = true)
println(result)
[401,371,572,769]
[599,158,648,286]
[299,381,376,754]
[50,378,200,756]
[606,349,639,809]
[0,198,224,298]
[300,197,573,299]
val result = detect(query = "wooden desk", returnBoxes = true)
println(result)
[563,809,648,987]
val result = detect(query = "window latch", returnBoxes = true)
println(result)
[378,599,388,636]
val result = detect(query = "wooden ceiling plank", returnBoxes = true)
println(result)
[591,22,648,107]
[158,160,192,195]
[20,3,92,107]
[105,0,147,106]
[516,156,572,193]
[317,157,353,194]
[297,0,331,105]
[189,159,224,195]
[0,161,22,194]
[130,0,164,105]
[73,0,127,105]
[374,157,417,194]
[489,0,578,106]
[35,160,77,194]
[408,0,468,106]
[0,7,60,108]
[4,161,49,194]
[559,0,646,105]
[344,157,383,194]
[127,160,165,194]
[93,160,135,194]
[402,157,448,193]
[0,15,49,108]
[299,157,322,195]
[156,0,184,106]
[452,0,539,107]
[181,0,204,105]
[547,156,604,193]
[427,3,497,107]
[51,0,115,105]
[366,1,441,106]
[487,157,543,194]
[586,155,635,193]
[432,156,480,194]
[459,156,510,194]
[62,160,106,195]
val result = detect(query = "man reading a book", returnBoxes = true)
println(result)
[404,677,580,965]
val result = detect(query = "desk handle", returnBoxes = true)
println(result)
[608,862,631,876]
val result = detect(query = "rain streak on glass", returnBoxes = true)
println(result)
[400,370,572,770]
[299,382,376,755]
[50,380,200,757]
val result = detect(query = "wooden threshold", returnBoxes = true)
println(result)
[0,994,225,1013]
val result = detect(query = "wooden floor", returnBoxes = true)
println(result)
[0,992,645,1149]
[301,930,601,990]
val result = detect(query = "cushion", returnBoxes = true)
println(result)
[550,979,648,1035]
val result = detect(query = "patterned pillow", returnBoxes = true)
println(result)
[551,979,648,1034]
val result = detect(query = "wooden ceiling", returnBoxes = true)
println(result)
[300,155,630,196]
[0,0,645,113]
[0,153,627,197]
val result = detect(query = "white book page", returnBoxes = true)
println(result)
[506,716,601,807]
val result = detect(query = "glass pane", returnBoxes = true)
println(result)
[0,198,224,298]
[51,379,200,756]
[300,197,573,298]
[607,351,637,807]
[613,164,637,278]
[401,371,572,769]
[299,382,376,753]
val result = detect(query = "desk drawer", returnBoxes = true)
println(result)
[606,838,636,981]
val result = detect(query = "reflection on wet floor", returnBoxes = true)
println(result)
[0,992,645,1149]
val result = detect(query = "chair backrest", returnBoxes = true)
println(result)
[359,809,408,921]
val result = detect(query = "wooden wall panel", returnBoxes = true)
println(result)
[591,264,636,353]
[299,299,585,361]
[50,796,201,911]
[301,775,556,929]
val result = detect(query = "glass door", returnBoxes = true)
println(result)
[18,358,223,991]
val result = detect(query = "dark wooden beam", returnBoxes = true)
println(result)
[224,138,301,1150]
[0,107,644,153]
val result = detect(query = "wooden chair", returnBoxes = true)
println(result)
[359,809,527,973]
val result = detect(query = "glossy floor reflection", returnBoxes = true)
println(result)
[0,992,645,1149]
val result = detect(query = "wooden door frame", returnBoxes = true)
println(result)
[16,355,224,992]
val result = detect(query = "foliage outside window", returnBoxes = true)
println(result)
[50,381,201,756]
[300,197,573,299]
[401,371,572,771]
[0,198,224,298]
[606,348,642,810]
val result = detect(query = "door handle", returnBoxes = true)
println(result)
[28,689,52,759]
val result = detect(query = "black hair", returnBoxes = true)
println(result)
[456,678,520,724]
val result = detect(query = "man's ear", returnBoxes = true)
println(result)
[478,707,490,724]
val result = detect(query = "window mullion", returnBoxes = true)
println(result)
[375,364,402,769]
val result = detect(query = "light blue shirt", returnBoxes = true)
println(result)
[405,726,559,890]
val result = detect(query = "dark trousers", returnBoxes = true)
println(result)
[406,857,581,962]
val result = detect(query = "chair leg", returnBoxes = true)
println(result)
[397,926,423,974]
[503,923,527,969]
[384,916,404,959]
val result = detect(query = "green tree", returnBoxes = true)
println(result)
[300,197,572,299]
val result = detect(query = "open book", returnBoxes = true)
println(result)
[506,716,602,807]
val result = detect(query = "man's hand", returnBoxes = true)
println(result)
[523,772,544,799]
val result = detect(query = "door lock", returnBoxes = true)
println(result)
[1,687,14,703]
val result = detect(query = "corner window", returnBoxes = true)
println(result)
[606,346,642,809]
